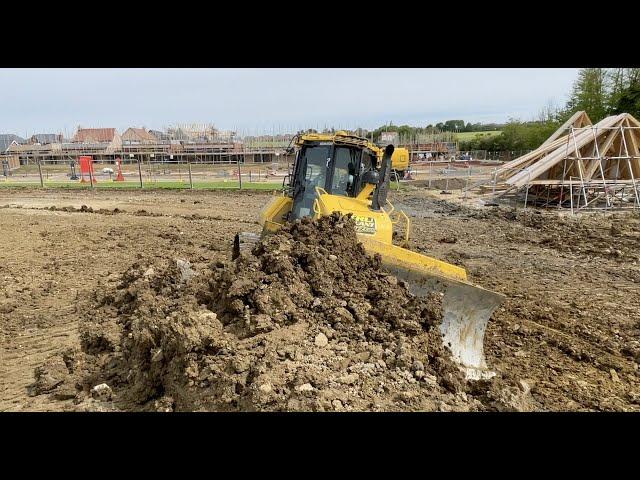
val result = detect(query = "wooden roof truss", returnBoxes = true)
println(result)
[482,112,640,212]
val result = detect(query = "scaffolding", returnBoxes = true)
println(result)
[473,112,640,213]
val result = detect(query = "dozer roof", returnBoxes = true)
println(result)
[295,130,381,153]
[294,131,409,172]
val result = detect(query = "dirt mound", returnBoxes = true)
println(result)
[44,205,124,215]
[414,178,468,191]
[470,208,640,264]
[31,213,532,411]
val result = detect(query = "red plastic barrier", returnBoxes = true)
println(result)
[79,156,96,183]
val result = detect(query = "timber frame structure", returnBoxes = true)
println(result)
[477,111,640,212]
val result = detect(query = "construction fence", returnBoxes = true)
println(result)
[1,158,293,191]
[458,150,531,161]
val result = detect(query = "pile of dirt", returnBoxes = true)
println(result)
[134,209,163,217]
[30,213,533,412]
[414,178,469,191]
[44,205,123,215]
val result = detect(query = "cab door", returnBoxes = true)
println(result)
[327,146,361,197]
[290,144,331,219]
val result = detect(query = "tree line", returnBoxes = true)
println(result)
[296,68,640,153]
[565,68,640,122]
[369,120,505,135]
[460,68,640,152]
[297,121,505,139]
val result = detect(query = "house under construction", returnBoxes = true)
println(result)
[382,131,458,160]
[478,111,640,212]
[6,125,285,166]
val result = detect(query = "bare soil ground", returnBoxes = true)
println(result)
[1,186,639,411]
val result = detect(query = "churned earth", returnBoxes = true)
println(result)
[1,186,638,411]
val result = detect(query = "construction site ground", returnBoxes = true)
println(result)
[1,185,639,411]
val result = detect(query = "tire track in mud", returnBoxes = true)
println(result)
[0,321,79,411]
[1,204,260,225]
[1,191,260,411]
[3,188,639,411]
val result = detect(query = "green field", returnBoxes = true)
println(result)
[454,130,502,142]
[1,177,406,191]
[0,180,284,191]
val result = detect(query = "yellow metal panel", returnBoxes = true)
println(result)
[391,147,410,171]
[358,236,468,282]
[315,192,394,244]
[297,132,380,153]
[356,183,375,202]
[376,146,409,171]
[259,196,292,233]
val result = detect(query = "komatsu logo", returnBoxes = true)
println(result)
[353,215,376,235]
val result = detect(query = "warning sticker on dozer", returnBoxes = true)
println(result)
[353,216,376,235]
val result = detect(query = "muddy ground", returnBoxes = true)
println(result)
[1,187,639,411]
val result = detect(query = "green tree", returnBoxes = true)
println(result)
[566,68,608,122]
[443,120,465,131]
[607,68,627,111]
[610,82,640,119]
[606,68,640,118]
[459,119,560,152]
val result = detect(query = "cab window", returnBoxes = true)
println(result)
[290,145,329,219]
[331,147,359,196]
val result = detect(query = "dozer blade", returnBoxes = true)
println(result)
[358,236,505,380]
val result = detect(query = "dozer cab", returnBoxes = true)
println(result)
[233,131,504,379]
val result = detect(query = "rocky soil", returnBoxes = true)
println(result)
[2,187,638,411]
[30,213,535,411]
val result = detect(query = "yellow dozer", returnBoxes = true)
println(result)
[233,131,504,379]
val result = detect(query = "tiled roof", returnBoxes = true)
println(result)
[73,128,117,143]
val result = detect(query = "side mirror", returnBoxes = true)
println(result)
[362,170,380,185]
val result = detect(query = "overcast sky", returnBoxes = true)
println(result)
[0,68,579,137]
